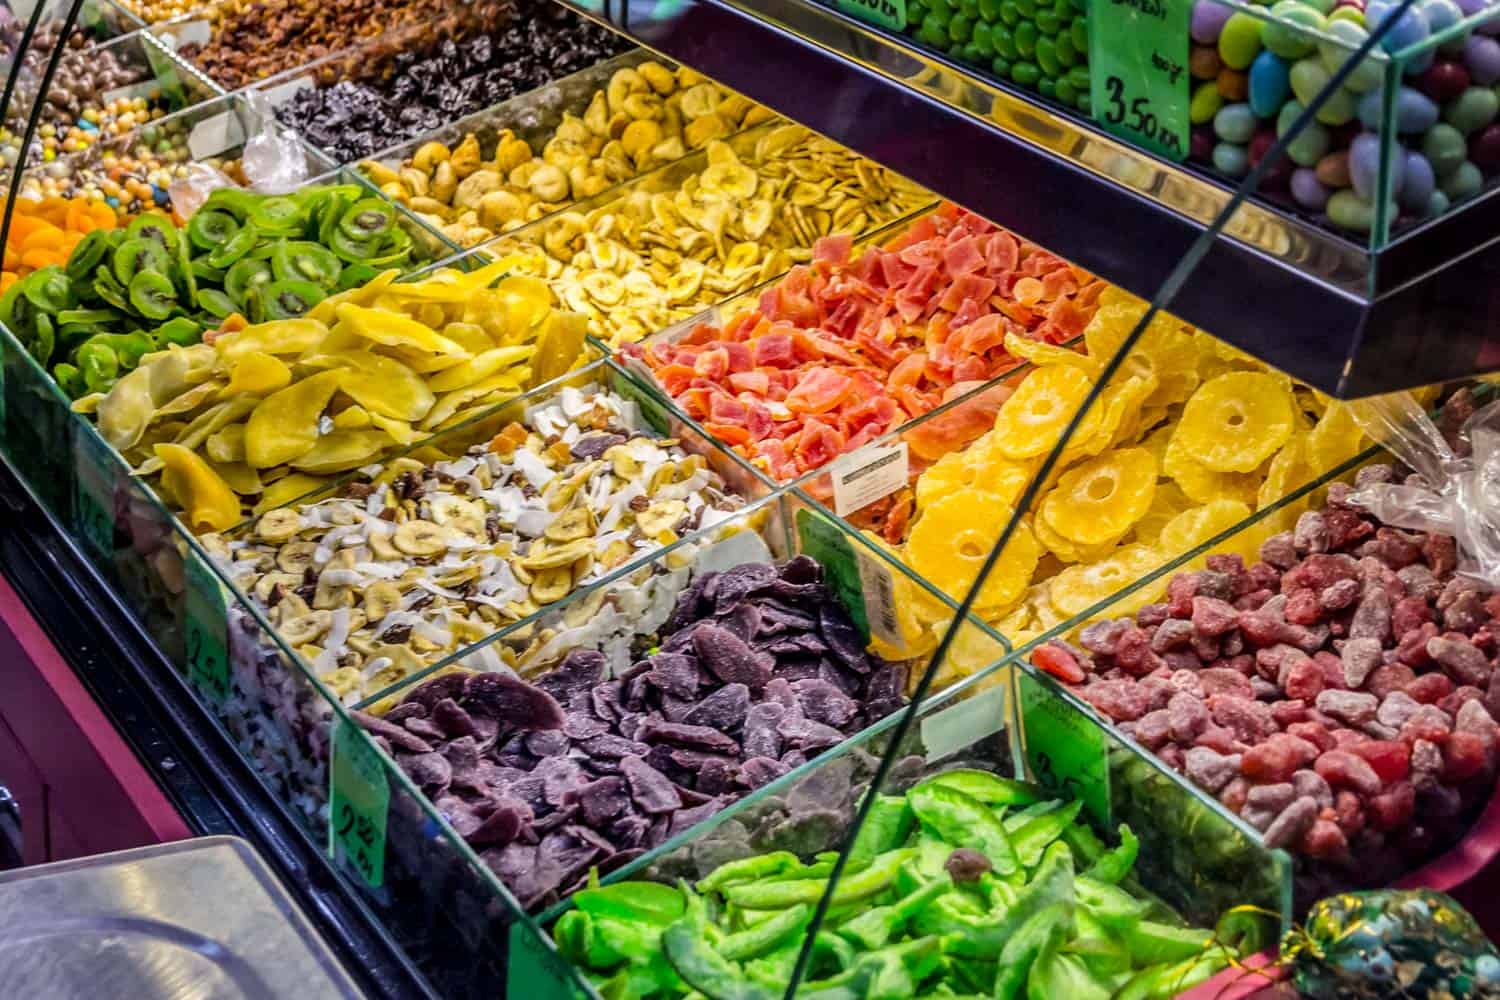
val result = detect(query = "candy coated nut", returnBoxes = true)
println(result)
[1192,81,1227,124]
[1214,102,1258,143]
[1398,150,1438,211]
[1440,159,1484,199]
[1213,141,1251,177]
[1279,101,1333,163]
[1470,122,1500,168]
[1249,50,1292,116]
[1319,19,1384,93]
[1191,44,1224,80]
[1421,0,1467,47]
[1191,0,1234,44]
[1291,166,1332,209]
[1444,86,1500,133]
[1419,60,1472,102]
[1349,131,1404,199]
[1327,188,1376,230]
[1191,124,1217,159]
[1423,122,1471,174]
[1216,66,1250,100]
[1464,35,1500,85]
[1263,1,1325,59]
[1219,11,1265,70]
[1356,85,1440,133]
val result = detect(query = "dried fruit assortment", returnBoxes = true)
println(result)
[626,205,1100,478]
[553,771,1247,997]
[493,126,931,347]
[868,291,1368,661]
[364,61,769,248]
[278,2,629,163]
[82,257,587,531]
[360,555,906,908]
[1,196,116,286]
[1035,465,1500,898]
[208,384,744,704]
[8,185,419,402]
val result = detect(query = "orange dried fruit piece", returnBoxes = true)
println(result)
[1176,371,1295,472]
[1163,422,1262,505]
[1156,499,1253,560]
[1039,446,1157,546]
[1047,543,1162,619]
[905,492,1040,613]
[990,364,1092,460]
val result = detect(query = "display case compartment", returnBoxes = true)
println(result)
[551,0,1500,397]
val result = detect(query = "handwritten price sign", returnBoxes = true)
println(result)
[835,0,906,30]
[1089,0,1190,161]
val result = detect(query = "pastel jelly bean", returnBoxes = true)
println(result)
[1444,85,1500,131]
[1215,101,1258,142]
[1349,131,1405,198]
[1320,20,1385,93]
[1279,100,1334,162]
[1441,159,1484,197]
[1465,35,1500,85]
[1418,59,1473,102]
[1471,121,1500,167]
[1356,85,1440,132]
[1219,11,1265,69]
[1192,80,1228,123]
[1191,0,1234,43]
[1213,140,1251,176]
[1250,50,1294,116]
[1424,122,1471,172]
[1291,166,1333,208]
[1263,0,1325,59]
[1327,188,1377,229]
[1399,149,1438,210]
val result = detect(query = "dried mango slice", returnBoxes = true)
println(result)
[990,364,1093,460]
[1156,499,1253,560]
[222,351,291,397]
[334,302,466,356]
[1177,371,1295,472]
[906,492,1039,613]
[1047,543,1162,619]
[323,350,434,422]
[245,369,345,468]
[215,318,330,361]
[1040,447,1157,546]
[1162,426,1260,505]
[156,442,240,533]
[531,311,588,388]
[290,429,392,475]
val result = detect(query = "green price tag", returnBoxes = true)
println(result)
[795,507,872,640]
[507,924,588,999]
[1088,0,1190,161]
[183,549,232,704]
[329,718,389,890]
[71,426,116,562]
[611,364,672,437]
[835,0,906,30]
[1018,670,1110,825]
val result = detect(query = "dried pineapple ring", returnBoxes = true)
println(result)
[1002,332,1099,374]
[1306,401,1365,473]
[1177,371,1295,472]
[1047,543,1162,619]
[1257,437,1315,510]
[1039,447,1157,546]
[990,365,1093,460]
[1162,425,1261,505]
[905,493,1040,613]
[1156,499,1253,560]
[1130,480,1195,547]
[914,445,1032,513]
[1034,512,1120,564]
[1059,374,1154,461]
[1082,303,1200,409]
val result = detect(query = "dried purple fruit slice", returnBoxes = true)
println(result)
[620,755,683,815]
[692,624,773,691]
[463,673,566,730]
[682,683,751,731]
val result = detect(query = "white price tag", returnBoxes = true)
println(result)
[854,546,902,649]
[694,527,773,576]
[921,681,1008,761]
[260,75,313,108]
[188,111,244,159]
[168,19,210,47]
[830,440,907,517]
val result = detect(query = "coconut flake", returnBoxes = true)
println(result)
[313,607,351,672]
[513,448,556,490]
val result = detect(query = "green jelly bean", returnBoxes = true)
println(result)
[977,0,1001,20]
[957,0,979,16]
[917,18,949,47]
[991,22,1017,57]
[1445,86,1500,134]
[1036,35,1060,74]
[719,904,810,961]
[1037,77,1057,98]
[1067,63,1090,92]
[1014,18,1038,55]
[992,54,1014,77]
[1214,101,1257,142]
[1070,13,1087,51]
[1055,29,1078,66]
[999,0,1020,23]
[1326,189,1376,231]
[908,782,1017,874]
[1035,8,1060,34]
[1262,0,1324,59]
[908,0,929,18]
[1424,122,1469,175]
[1190,81,1226,125]
[1441,160,1484,200]
[1276,100,1331,165]
[1218,11,1264,70]
[1056,78,1078,103]
[1289,59,1357,123]
[949,13,973,41]
[1076,90,1091,113]
[1015,0,1035,15]
[1319,19,1382,93]
[1012,59,1042,86]
[971,20,994,53]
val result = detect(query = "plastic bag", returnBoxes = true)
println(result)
[239,89,311,194]
[1348,391,1500,587]
[167,162,236,219]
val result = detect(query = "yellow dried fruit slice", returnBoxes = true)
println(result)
[914,444,1033,514]
[1257,437,1316,510]
[990,365,1093,460]
[1177,371,1296,472]
[1131,480,1195,547]
[1001,332,1099,375]
[905,493,1040,613]
[1060,374,1155,460]
[1156,499,1253,560]
[1034,512,1120,563]
[1047,543,1162,619]
[1040,447,1157,546]
[1306,401,1365,473]
[1083,302,1200,409]
[1162,424,1261,505]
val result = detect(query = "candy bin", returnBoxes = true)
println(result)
[360,52,776,251]
[522,643,1285,998]
[1018,385,1500,913]
[482,123,933,350]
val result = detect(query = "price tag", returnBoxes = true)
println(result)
[507,923,588,999]
[835,0,906,30]
[612,362,672,436]
[1018,670,1110,825]
[329,718,389,889]
[1089,0,1190,161]
[168,18,211,47]
[830,440,907,517]
[188,111,244,160]
[71,425,115,562]
[853,545,903,650]
[183,548,231,704]
[259,75,313,108]
[794,507,875,640]
[922,679,1007,760]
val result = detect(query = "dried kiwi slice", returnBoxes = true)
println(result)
[271,240,342,288]
[0,277,27,330]
[260,279,324,319]
[126,213,177,249]
[175,229,197,301]
[206,221,259,269]
[339,198,395,241]
[248,196,305,235]
[65,230,111,283]
[29,312,54,365]
[224,257,273,309]
[191,258,225,284]
[23,267,76,314]
[328,227,380,264]
[129,270,177,320]
[91,270,131,314]
[112,238,170,286]
[335,262,378,292]
[151,317,202,349]
[196,287,236,319]
[203,188,259,221]
[187,209,240,251]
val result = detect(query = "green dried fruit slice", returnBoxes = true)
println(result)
[272,240,341,288]
[129,270,177,320]
[248,196,305,235]
[339,198,395,241]
[206,221,259,269]
[65,230,111,282]
[224,257,273,308]
[112,238,171,286]
[22,267,76,314]
[196,287,236,319]
[187,208,240,250]
[126,213,178,248]
[260,279,324,319]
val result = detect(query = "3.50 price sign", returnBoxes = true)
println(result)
[1089,0,1190,161]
